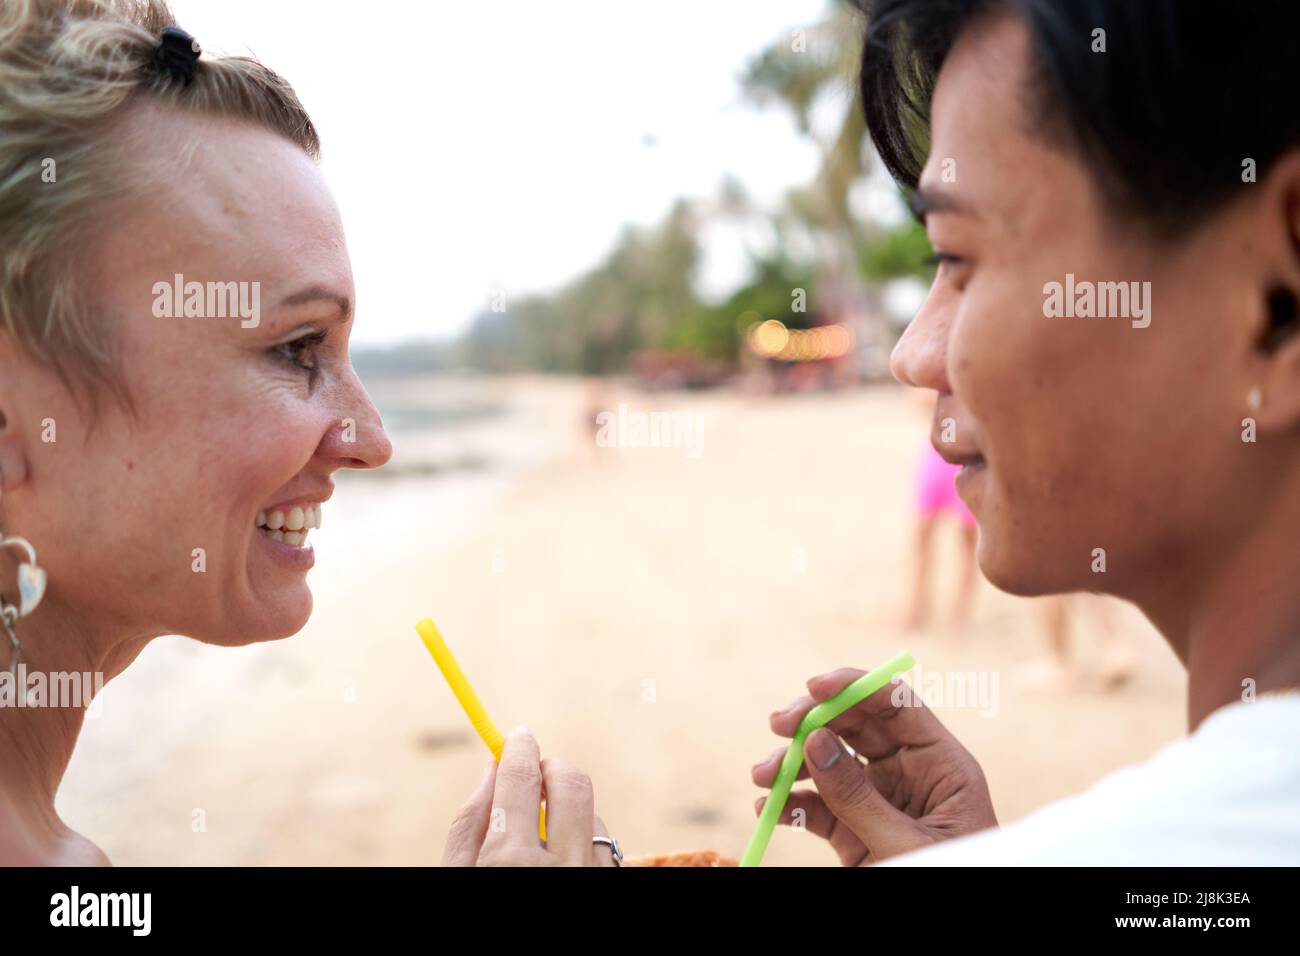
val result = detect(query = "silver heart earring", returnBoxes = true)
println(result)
[0,533,47,682]
[0,458,50,689]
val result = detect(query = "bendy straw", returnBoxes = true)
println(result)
[740,650,915,867]
[415,616,546,840]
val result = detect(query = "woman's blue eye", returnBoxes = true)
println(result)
[275,331,327,372]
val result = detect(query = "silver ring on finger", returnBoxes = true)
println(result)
[592,835,623,866]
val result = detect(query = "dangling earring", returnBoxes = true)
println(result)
[1247,387,1263,412]
[0,532,47,692]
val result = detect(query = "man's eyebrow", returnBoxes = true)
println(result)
[906,187,972,225]
[277,285,352,322]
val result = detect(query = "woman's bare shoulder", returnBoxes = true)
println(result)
[50,829,112,866]
[0,800,111,866]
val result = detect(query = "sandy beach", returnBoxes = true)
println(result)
[58,376,1186,865]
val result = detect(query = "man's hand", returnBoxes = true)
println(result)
[751,669,998,865]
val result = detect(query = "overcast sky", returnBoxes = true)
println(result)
[169,0,909,346]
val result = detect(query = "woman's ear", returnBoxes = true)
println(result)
[0,334,34,503]
[0,407,32,505]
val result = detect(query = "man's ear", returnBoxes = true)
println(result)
[1250,152,1300,431]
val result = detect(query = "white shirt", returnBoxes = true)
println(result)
[882,694,1300,865]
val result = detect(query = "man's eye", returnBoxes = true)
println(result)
[274,330,327,371]
[923,252,964,269]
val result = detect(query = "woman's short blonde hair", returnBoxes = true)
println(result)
[0,0,319,407]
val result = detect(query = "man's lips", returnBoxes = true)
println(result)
[933,441,985,468]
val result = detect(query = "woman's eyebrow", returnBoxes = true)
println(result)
[907,187,972,225]
[277,285,352,322]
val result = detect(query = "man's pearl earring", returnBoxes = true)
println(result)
[1247,387,1263,412]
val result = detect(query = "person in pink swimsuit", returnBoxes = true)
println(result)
[917,443,977,528]
[903,428,980,633]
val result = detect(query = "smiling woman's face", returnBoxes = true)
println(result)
[891,14,1274,600]
[16,101,391,645]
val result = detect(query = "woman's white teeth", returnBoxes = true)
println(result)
[261,507,319,530]
[255,503,321,546]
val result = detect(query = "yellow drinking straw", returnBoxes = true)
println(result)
[415,617,546,840]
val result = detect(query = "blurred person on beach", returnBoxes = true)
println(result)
[583,377,610,461]
[902,390,979,634]
[1029,594,1139,693]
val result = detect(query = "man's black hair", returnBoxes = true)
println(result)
[853,0,1300,239]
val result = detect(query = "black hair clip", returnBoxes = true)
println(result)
[152,25,201,85]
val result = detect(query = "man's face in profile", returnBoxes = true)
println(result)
[894,12,1259,601]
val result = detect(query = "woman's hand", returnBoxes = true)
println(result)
[752,668,998,865]
[442,727,618,866]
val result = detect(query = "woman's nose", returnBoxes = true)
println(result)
[889,287,952,392]
[320,370,393,470]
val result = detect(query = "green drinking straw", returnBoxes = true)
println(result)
[740,650,915,867]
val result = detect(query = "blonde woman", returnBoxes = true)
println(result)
[0,0,612,866]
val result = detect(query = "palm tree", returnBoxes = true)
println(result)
[742,0,868,238]
[741,0,896,376]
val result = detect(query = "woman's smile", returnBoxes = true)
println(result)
[256,502,323,544]
[254,500,327,568]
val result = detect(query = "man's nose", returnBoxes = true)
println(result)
[889,287,952,392]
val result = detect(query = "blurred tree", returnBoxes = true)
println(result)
[459,1,937,378]
[859,218,935,281]
[665,253,815,363]
[741,0,868,239]
[742,0,894,367]
[464,201,700,374]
